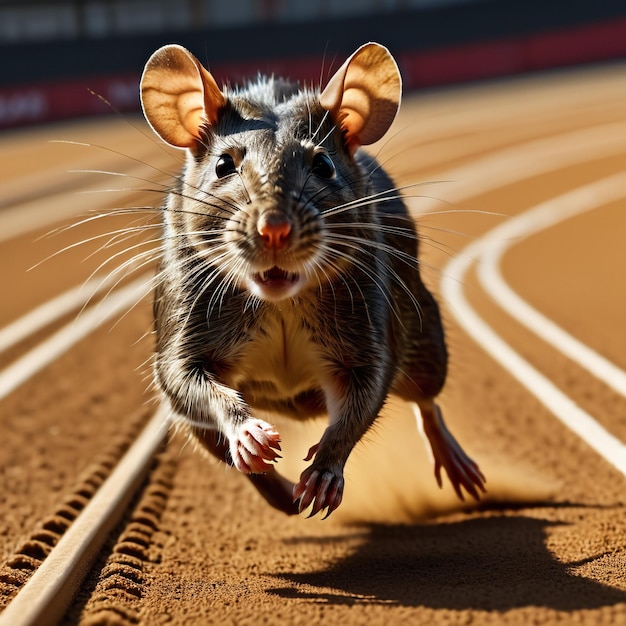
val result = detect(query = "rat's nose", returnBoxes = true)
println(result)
[258,213,292,251]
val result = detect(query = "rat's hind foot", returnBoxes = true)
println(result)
[229,418,282,474]
[413,401,486,501]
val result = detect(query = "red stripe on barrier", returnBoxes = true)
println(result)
[0,74,139,129]
[526,19,626,68]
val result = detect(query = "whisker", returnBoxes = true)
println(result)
[312,243,373,325]
[172,245,235,331]
[318,242,403,326]
[321,182,453,219]
[61,143,246,219]
[315,121,338,150]
[38,210,160,244]
[81,239,161,288]
[322,233,424,325]
[52,139,182,182]
[414,208,506,219]
[310,109,331,144]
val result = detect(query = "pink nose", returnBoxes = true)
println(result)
[258,217,291,250]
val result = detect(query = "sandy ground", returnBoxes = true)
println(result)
[1,62,626,625]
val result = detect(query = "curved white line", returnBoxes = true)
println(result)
[408,120,626,216]
[0,274,153,402]
[441,195,626,478]
[0,273,134,354]
[477,173,626,398]
[0,179,138,244]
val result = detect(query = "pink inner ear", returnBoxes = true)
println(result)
[338,108,366,153]
[184,109,205,141]
[197,65,227,126]
[178,93,205,141]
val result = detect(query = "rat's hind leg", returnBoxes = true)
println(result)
[396,282,486,500]
[190,425,299,515]
[412,399,486,501]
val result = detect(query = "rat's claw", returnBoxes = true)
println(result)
[229,419,282,475]
[293,467,344,519]
[430,437,486,502]
[416,402,487,502]
[436,436,486,501]
[303,442,320,462]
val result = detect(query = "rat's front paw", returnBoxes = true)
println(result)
[293,465,344,519]
[229,419,282,474]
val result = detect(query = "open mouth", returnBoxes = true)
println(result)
[254,266,300,286]
[251,266,302,300]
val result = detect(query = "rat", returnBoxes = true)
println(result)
[139,42,486,518]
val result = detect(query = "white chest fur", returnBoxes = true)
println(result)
[228,308,326,402]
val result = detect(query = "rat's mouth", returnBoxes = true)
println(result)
[254,266,299,286]
[250,266,302,300]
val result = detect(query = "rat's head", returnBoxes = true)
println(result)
[141,43,401,302]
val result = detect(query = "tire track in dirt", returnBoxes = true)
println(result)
[0,408,149,610]
[64,445,177,626]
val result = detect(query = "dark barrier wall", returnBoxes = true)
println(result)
[1,0,625,128]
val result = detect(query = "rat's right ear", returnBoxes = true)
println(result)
[320,43,401,153]
[140,44,225,149]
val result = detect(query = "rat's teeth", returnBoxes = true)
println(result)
[254,267,299,285]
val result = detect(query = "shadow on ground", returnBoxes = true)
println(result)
[267,514,626,611]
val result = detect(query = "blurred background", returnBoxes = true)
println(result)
[1,0,625,130]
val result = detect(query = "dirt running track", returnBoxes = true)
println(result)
[1,62,626,625]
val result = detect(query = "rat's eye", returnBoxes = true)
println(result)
[215,154,237,178]
[311,152,335,179]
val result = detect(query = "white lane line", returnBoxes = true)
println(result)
[477,173,626,398]
[0,404,169,626]
[0,177,149,245]
[412,115,626,481]
[0,273,127,354]
[441,200,626,478]
[0,152,177,244]
[0,274,153,402]
[408,119,626,216]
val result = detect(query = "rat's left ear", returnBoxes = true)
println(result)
[320,42,401,153]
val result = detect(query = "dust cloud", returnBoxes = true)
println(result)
[269,398,556,525]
